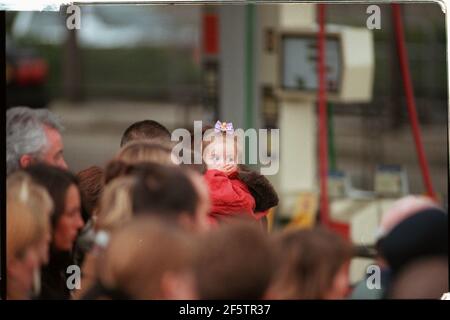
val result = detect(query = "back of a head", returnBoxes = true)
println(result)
[7,107,63,175]
[96,217,197,299]
[194,221,274,300]
[131,163,199,220]
[269,227,353,299]
[377,208,448,274]
[120,120,171,147]
[116,141,175,166]
[101,162,199,226]
[76,166,104,219]
[7,200,42,267]
[7,171,53,241]
[388,257,449,299]
[7,171,53,220]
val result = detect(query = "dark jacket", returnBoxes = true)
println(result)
[238,165,279,213]
[37,248,75,300]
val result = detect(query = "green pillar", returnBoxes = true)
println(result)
[244,4,255,165]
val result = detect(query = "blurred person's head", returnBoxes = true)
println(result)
[377,195,439,240]
[116,141,175,166]
[7,171,53,265]
[91,217,198,299]
[100,162,203,232]
[194,221,275,299]
[7,106,68,175]
[120,119,171,148]
[76,166,104,221]
[388,257,448,299]
[25,164,84,252]
[376,208,448,275]
[7,201,44,299]
[95,176,135,232]
[268,227,353,300]
[104,157,173,185]
[131,163,201,231]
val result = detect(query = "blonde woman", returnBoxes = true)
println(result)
[7,200,46,299]
[73,176,135,299]
[7,171,53,264]
[7,171,53,298]
[95,176,135,232]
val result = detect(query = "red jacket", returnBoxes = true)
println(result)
[204,169,266,225]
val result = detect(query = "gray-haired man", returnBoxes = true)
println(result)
[7,106,68,175]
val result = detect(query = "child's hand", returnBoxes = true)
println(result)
[221,164,238,176]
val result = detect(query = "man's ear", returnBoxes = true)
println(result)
[19,154,35,169]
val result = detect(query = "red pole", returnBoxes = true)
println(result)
[202,11,219,56]
[317,4,330,225]
[392,4,436,199]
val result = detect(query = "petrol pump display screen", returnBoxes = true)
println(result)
[281,35,341,92]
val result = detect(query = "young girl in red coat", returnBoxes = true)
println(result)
[202,121,278,227]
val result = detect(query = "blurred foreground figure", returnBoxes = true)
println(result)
[82,217,198,299]
[351,196,442,299]
[74,162,208,299]
[388,257,448,299]
[268,227,352,299]
[7,171,53,298]
[7,201,42,300]
[101,162,203,231]
[194,221,275,299]
[353,206,448,299]
[377,208,448,296]
[7,106,68,175]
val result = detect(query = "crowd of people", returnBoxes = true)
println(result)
[5,106,449,300]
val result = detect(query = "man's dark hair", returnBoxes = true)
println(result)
[127,163,199,219]
[120,120,171,147]
[376,208,448,275]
